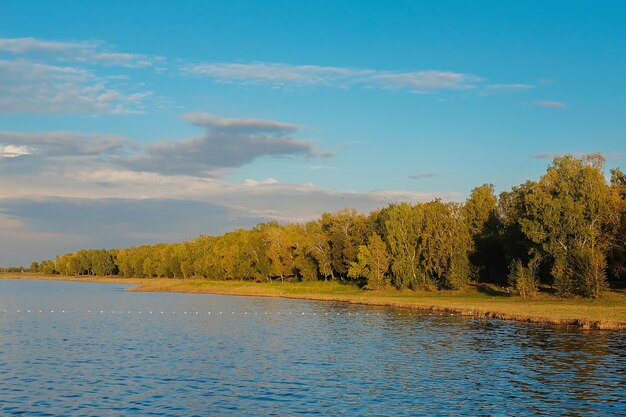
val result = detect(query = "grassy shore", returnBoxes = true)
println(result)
[2,272,625,330]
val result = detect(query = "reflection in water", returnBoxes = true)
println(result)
[0,280,624,416]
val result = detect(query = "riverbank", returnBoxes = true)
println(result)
[2,273,625,330]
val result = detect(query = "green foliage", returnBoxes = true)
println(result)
[463,184,498,236]
[384,203,422,289]
[321,209,370,279]
[552,242,607,298]
[54,249,117,276]
[514,154,613,297]
[607,168,626,281]
[507,260,538,298]
[304,221,333,281]
[40,259,56,274]
[348,233,390,290]
[498,181,538,268]
[384,201,472,290]
[463,184,506,283]
[419,201,473,290]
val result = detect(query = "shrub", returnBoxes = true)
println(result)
[508,260,538,298]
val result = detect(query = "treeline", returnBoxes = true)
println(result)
[0,266,29,273]
[33,155,626,298]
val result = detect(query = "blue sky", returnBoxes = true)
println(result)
[0,0,625,264]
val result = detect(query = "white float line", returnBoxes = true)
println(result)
[0,309,448,317]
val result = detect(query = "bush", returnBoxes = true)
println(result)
[508,260,538,298]
[445,252,472,290]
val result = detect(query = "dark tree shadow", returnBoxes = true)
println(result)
[475,284,511,297]
[537,285,557,295]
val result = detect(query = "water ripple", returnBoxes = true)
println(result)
[0,280,624,416]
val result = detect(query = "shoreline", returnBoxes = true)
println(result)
[2,273,625,330]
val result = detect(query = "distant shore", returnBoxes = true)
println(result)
[2,273,625,330]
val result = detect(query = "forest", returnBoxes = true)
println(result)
[30,154,626,298]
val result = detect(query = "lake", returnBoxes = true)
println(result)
[0,279,624,416]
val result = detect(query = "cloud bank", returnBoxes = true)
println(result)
[0,112,454,264]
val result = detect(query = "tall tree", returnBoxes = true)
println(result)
[321,209,370,279]
[419,201,472,290]
[384,203,423,289]
[463,184,506,283]
[305,221,334,281]
[518,154,613,297]
[348,233,390,290]
[262,223,295,281]
[607,168,626,282]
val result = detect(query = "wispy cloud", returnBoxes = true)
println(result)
[0,37,161,68]
[534,100,567,108]
[182,62,482,93]
[0,37,97,54]
[0,59,151,114]
[408,172,442,180]
[0,131,131,158]
[532,152,589,160]
[485,83,534,92]
[531,152,557,159]
[180,112,299,135]
[0,37,158,115]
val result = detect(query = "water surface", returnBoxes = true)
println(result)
[1,279,624,416]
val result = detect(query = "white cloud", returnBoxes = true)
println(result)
[0,37,160,68]
[182,62,482,93]
[408,172,442,180]
[0,154,456,264]
[0,37,158,115]
[0,37,96,53]
[0,131,131,157]
[534,100,567,109]
[531,152,589,160]
[485,83,534,92]
[0,145,33,158]
[0,165,454,214]
[0,118,458,264]
[0,113,329,177]
[531,152,557,159]
[244,177,279,186]
[0,59,151,114]
[180,112,299,135]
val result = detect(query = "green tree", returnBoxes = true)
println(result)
[518,154,612,297]
[607,168,626,283]
[305,221,334,280]
[321,209,370,279]
[262,223,295,281]
[40,259,56,274]
[507,259,538,298]
[91,249,117,276]
[384,203,423,289]
[419,201,472,290]
[348,233,390,290]
[463,184,506,283]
